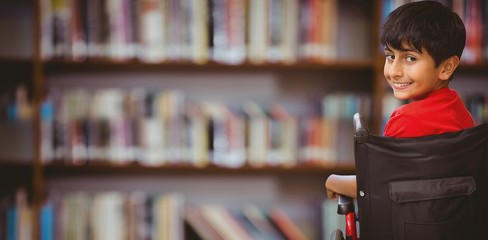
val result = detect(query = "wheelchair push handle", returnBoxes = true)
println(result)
[353,112,369,143]
[336,195,359,240]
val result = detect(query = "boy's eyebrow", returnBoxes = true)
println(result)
[383,45,420,53]
[402,46,420,53]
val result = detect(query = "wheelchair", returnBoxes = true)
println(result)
[331,113,488,240]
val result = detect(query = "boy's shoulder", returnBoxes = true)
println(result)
[385,88,474,137]
[396,88,458,115]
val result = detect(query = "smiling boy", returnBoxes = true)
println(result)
[325,1,475,200]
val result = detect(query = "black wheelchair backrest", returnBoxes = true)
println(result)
[353,113,488,240]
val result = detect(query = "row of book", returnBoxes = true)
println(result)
[0,85,32,122]
[40,88,372,167]
[40,0,338,64]
[0,189,32,240]
[382,0,488,63]
[36,191,310,240]
[464,93,488,124]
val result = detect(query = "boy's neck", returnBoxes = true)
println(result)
[412,87,449,101]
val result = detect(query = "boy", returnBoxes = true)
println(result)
[325,1,475,200]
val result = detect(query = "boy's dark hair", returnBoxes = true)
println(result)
[381,1,466,68]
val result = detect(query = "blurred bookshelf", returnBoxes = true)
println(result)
[43,162,356,176]
[1,0,487,239]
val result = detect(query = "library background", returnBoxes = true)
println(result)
[0,0,487,239]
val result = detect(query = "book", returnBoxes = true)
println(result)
[40,201,54,240]
[185,206,225,240]
[140,91,165,165]
[247,0,268,64]
[106,0,136,61]
[190,0,209,64]
[200,205,251,240]
[221,105,246,167]
[184,103,210,167]
[267,104,299,166]
[40,94,54,163]
[281,0,299,64]
[40,0,53,59]
[52,0,72,59]
[319,0,338,61]
[462,0,483,63]
[240,205,284,240]
[266,0,285,63]
[125,192,147,240]
[70,0,88,61]
[484,0,488,61]
[84,0,106,59]
[202,102,228,166]
[91,192,126,240]
[139,0,166,62]
[268,207,308,240]
[61,192,91,240]
[167,193,185,240]
[151,90,181,163]
[242,101,268,167]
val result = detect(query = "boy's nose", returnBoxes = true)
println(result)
[387,60,403,79]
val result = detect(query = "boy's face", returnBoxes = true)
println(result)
[383,44,448,101]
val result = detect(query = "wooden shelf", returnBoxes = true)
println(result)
[43,162,355,177]
[0,162,34,193]
[0,161,33,172]
[43,59,374,73]
[458,63,488,74]
[0,57,33,65]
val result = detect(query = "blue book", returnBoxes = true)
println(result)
[6,207,16,240]
[40,203,54,240]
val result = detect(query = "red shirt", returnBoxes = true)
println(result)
[384,88,475,138]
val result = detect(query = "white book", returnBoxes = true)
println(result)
[191,0,209,64]
[281,0,299,64]
[91,192,127,240]
[61,192,91,240]
[139,0,166,62]
[185,103,209,167]
[248,0,268,64]
[142,118,165,165]
[242,101,268,167]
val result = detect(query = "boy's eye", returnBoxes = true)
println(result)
[385,54,394,61]
[405,56,416,62]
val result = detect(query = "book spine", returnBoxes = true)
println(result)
[139,0,166,62]
[248,0,268,64]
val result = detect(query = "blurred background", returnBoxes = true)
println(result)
[0,0,487,239]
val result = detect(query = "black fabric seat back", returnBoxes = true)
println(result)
[354,123,488,240]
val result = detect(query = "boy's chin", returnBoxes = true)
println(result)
[392,92,410,101]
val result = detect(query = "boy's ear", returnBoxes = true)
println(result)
[438,56,460,81]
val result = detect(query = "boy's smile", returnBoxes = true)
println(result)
[383,44,449,101]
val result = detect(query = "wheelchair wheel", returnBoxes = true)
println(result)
[330,229,345,240]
